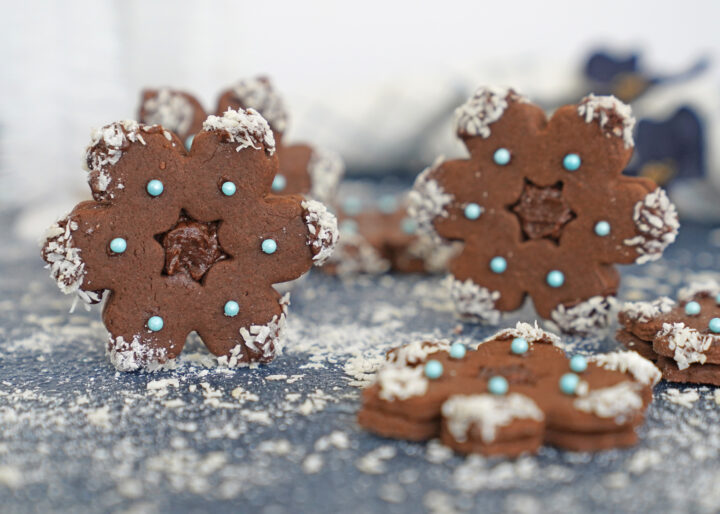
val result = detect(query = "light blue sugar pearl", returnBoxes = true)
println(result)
[401,217,417,235]
[261,239,277,255]
[546,270,565,288]
[184,134,195,151]
[511,337,529,355]
[685,301,701,316]
[488,376,509,395]
[709,317,720,334]
[464,203,483,220]
[378,195,398,214]
[490,256,507,274]
[272,174,287,192]
[594,220,611,237]
[340,220,358,235]
[147,316,164,332]
[424,360,443,379]
[569,355,588,373]
[563,153,581,171]
[224,300,240,317]
[343,196,362,216]
[716,293,720,305]
[559,373,580,395]
[109,237,127,254]
[146,179,164,197]
[449,343,466,359]
[493,148,511,166]
[221,181,236,196]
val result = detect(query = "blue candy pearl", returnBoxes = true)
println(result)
[594,221,611,237]
[109,237,127,254]
[493,148,511,166]
[340,220,358,235]
[261,239,277,254]
[559,373,580,395]
[569,355,588,373]
[709,318,720,334]
[716,293,720,305]
[184,134,195,151]
[490,256,507,274]
[272,174,287,192]
[401,217,417,234]
[511,337,529,355]
[224,300,240,317]
[378,195,397,214]
[221,181,236,196]
[563,153,581,171]
[685,301,701,316]
[424,360,443,379]
[546,270,565,288]
[146,179,164,197]
[464,203,482,220]
[147,316,164,332]
[343,197,362,216]
[488,376,509,395]
[449,343,466,359]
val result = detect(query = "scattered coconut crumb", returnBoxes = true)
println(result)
[664,388,700,408]
[356,445,397,474]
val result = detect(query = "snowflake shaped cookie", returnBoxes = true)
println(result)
[42,109,338,371]
[409,88,679,333]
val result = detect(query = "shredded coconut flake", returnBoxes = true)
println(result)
[302,200,339,266]
[620,297,676,323]
[486,321,561,346]
[454,86,528,138]
[142,89,195,136]
[659,322,716,370]
[387,340,450,366]
[325,232,390,276]
[589,351,662,386]
[408,157,454,244]
[577,94,636,148]
[664,388,700,408]
[377,366,428,401]
[574,382,643,422]
[202,108,275,156]
[307,148,344,204]
[442,393,544,443]
[551,296,617,334]
[447,276,501,324]
[107,335,170,373]
[623,188,679,263]
[678,280,720,302]
[229,77,288,133]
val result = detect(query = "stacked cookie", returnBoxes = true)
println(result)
[618,280,720,385]
[358,323,660,456]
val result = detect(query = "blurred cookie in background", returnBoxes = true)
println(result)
[324,192,458,276]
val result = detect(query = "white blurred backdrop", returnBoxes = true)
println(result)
[2,0,719,226]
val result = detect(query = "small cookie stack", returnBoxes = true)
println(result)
[618,280,720,385]
[358,323,660,456]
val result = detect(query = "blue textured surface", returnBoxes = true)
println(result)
[2,209,720,514]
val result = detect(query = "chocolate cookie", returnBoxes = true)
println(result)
[138,88,207,147]
[324,194,457,276]
[358,323,660,456]
[409,88,679,333]
[617,280,720,385]
[42,109,338,371]
[139,78,344,205]
[215,76,344,205]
